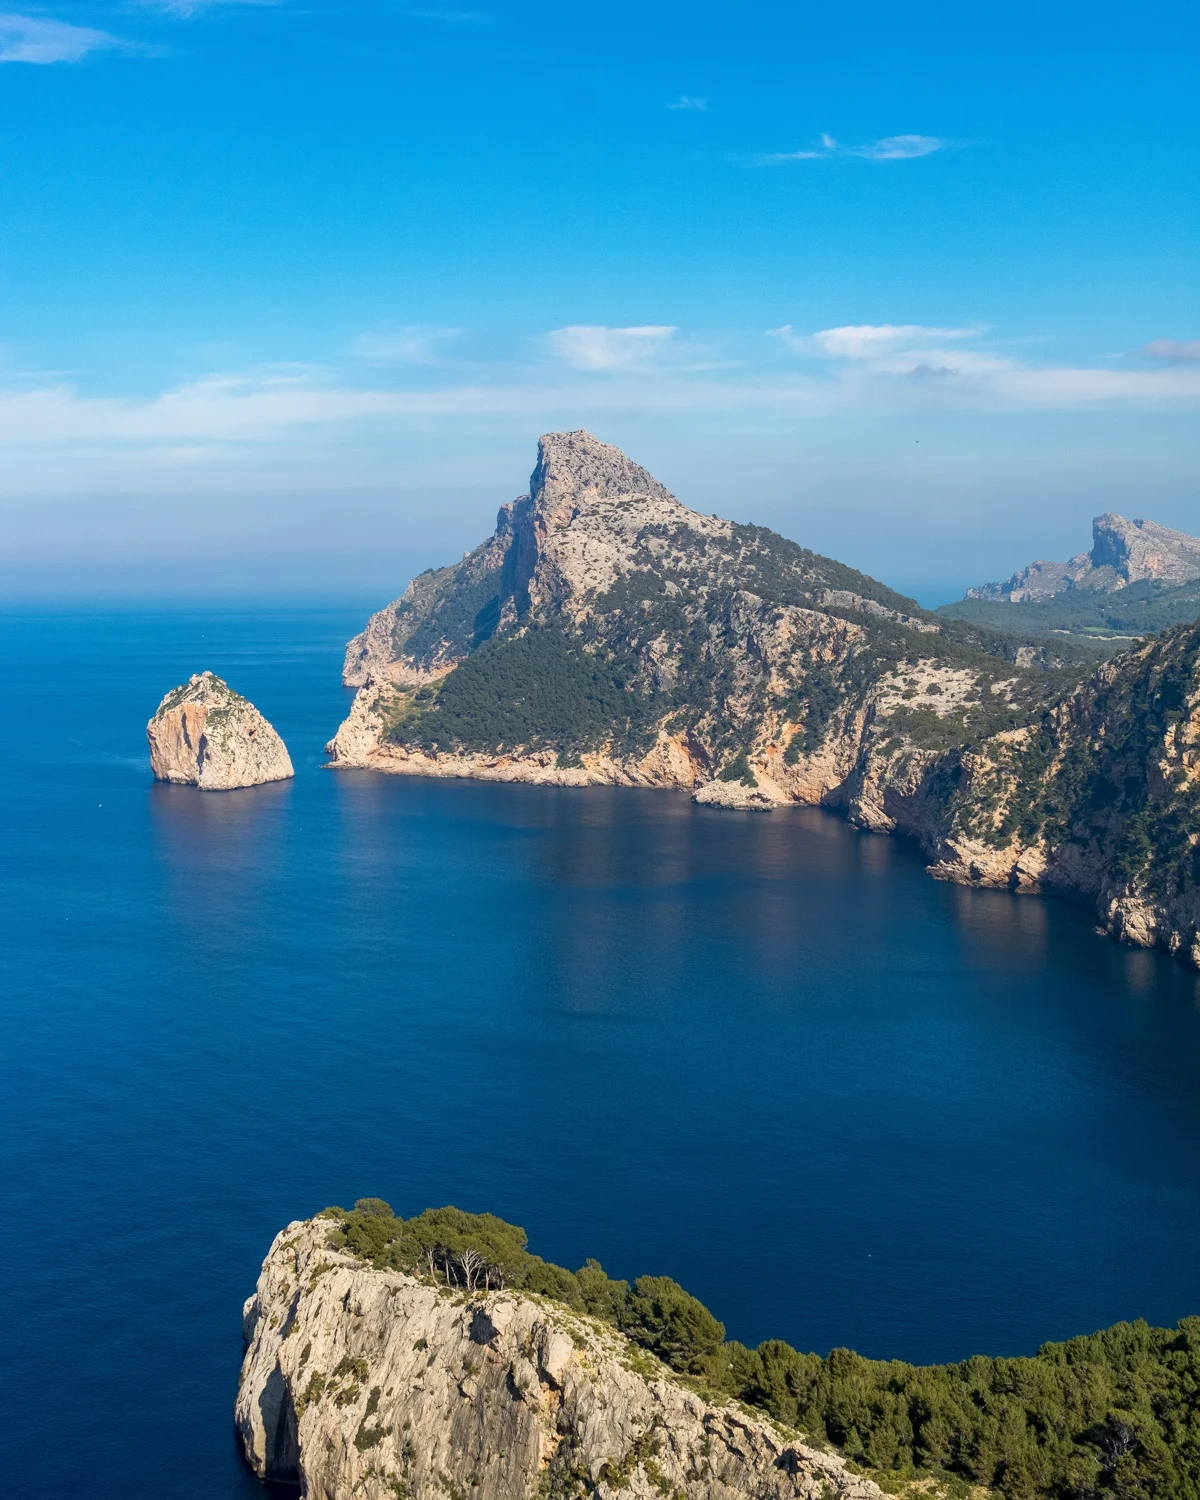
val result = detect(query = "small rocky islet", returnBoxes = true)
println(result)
[146,670,293,790]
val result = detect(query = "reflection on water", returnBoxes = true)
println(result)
[7,608,1200,1500]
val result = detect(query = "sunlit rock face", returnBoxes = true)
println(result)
[236,1215,889,1500]
[147,671,293,790]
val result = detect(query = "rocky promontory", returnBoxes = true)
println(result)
[147,671,293,790]
[237,1213,885,1500]
[323,430,1200,969]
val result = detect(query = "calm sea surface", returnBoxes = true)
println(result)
[5,606,1200,1498]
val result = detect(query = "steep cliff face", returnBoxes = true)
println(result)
[237,1216,886,1500]
[929,622,1200,964]
[147,671,294,790]
[966,513,1200,603]
[328,431,1075,834]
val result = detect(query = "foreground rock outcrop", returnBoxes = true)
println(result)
[148,671,293,789]
[237,1216,886,1500]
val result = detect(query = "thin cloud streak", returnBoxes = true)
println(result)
[137,0,283,12]
[668,95,708,111]
[0,12,128,63]
[1,343,1200,466]
[546,325,678,371]
[771,323,977,358]
[736,132,946,166]
[355,326,464,364]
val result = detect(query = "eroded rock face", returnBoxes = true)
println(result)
[237,1217,886,1500]
[324,432,1200,968]
[926,622,1200,964]
[147,672,294,790]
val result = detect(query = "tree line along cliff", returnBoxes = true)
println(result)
[284,1199,1200,1500]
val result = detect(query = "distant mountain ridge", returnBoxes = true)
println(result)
[968,513,1200,602]
[328,431,1200,969]
[943,513,1200,642]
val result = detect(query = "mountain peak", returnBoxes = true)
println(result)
[529,430,675,520]
[966,511,1200,602]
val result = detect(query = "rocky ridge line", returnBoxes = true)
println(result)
[325,431,1200,968]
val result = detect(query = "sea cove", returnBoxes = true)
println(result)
[3,605,1200,1497]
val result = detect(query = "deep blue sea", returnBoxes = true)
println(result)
[5,605,1200,1498]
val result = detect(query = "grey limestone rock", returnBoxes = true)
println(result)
[236,1216,887,1500]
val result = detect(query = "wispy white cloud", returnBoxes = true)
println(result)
[1142,338,1200,364]
[771,322,1200,407]
[0,12,128,63]
[771,323,977,359]
[668,95,708,111]
[354,326,463,365]
[137,0,283,12]
[2,326,1200,488]
[545,325,678,371]
[737,132,946,167]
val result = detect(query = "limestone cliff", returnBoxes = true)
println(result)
[148,671,293,790]
[927,621,1200,966]
[237,1215,886,1500]
[327,430,1074,835]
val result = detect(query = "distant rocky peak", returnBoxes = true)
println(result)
[1090,512,1200,585]
[966,511,1200,602]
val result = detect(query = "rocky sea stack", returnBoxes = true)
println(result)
[147,671,293,790]
[236,1213,885,1500]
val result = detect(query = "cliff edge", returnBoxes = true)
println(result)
[237,1214,884,1500]
[147,671,294,790]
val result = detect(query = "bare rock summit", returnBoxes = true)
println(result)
[147,671,293,790]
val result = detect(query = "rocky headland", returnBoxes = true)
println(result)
[237,1212,885,1500]
[326,430,1200,968]
[148,671,294,790]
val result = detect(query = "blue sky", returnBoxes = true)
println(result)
[1,0,1198,602]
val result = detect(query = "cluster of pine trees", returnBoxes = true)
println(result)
[325,1202,1200,1500]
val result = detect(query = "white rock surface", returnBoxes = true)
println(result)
[237,1216,887,1500]
[147,671,293,790]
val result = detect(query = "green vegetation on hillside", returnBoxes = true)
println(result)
[951,622,1200,896]
[384,626,668,761]
[326,1200,1200,1500]
[378,515,1100,765]
[938,579,1200,645]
